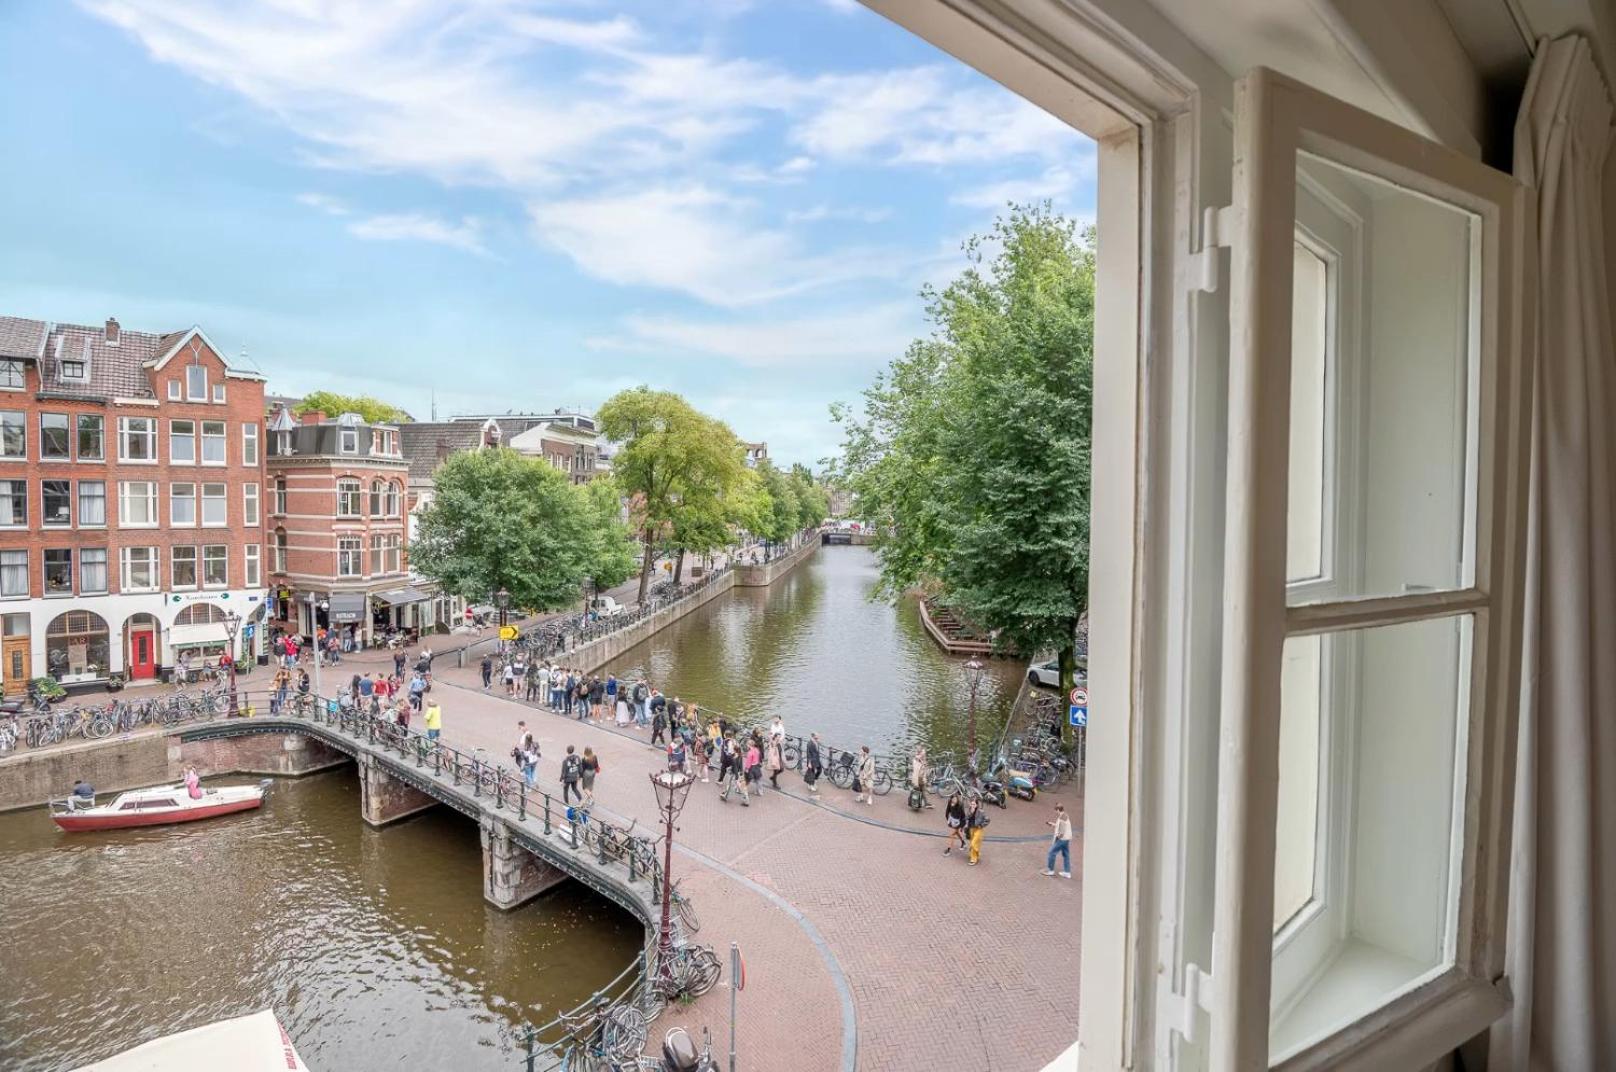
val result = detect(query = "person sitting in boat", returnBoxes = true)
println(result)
[70,778,95,809]
[184,766,203,800]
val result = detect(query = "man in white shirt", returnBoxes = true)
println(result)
[1043,804,1073,878]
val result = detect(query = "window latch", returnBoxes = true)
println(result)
[1159,961,1214,1046]
[1193,205,1235,293]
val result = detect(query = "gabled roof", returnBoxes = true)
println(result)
[398,420,494,482]
[0,317,48,360]
[0,315,266,401]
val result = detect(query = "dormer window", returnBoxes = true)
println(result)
[186,364,208,401]
[337,412,361,453]
[0,361,25,390]
[62,360,87,381]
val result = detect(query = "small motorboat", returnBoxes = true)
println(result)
[51,779,271,832]
[74,1008,309,1070]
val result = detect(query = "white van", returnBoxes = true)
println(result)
[589,595,625,618]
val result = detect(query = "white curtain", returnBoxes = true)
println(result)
[1492,33,1616,1072]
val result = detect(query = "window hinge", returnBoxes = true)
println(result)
[1159,961,1215,1046]
[1193,204,1236,293]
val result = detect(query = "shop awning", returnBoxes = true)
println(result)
[328,592,367,623]
[372,588,430,607]
[170,622,229,648]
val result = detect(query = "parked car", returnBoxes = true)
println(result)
[589,595,626,619]
[1028,657,1088,690]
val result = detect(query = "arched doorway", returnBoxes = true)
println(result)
[124,612,159,680]
[46,610,110,684]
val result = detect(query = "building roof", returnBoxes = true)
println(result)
[398,420,493,483]
[0,317,48,360]
[0,315,262,401]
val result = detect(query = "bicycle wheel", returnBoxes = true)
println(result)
[85,716,114,740]
[781,742,801,768]
[872,769,893,796]
[827,762,853,789]
[688,948,722,996]
[675,892,701,933]
[600,1005,647,1059]
[636,982,666,1024]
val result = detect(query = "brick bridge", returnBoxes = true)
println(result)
[177,715,662,923]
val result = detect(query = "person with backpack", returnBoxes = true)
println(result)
[718,734,748,806]
[651,702,667,746]
[480,654,494,691]
[560,745,583,804]
[633,679,650,725]
[943,792,968,856]
[667,734,686,775]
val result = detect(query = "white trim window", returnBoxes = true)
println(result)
[386,481,401,518]
[39,414,69,460]
[273,478,286,516]
[242,423,259,466]
[0,480,25,527]
[244,483,260,526]
[42,549,72,596]
[245,543,261,588]
[0,361,25,391]
[272,529,287,574]
[336,478,362,518]
[339,427,358,454]
[202,544,227,588]
[200,482,227,527]
[337,536,361,577]
[185,364,208,401]
[118,481,159,527]
[369,533,402,575]
[200,420,226,465]
[170,482,197,526]
[120,547,159,593]
[211,383,225,404]
[171,545,198,590]
[169,419,196,464]
[77,480,105,527]
[77,415,103,461]
[166,381,181,401]
[0,550,26,597]
[80,548,107,594]
[117,417,156,463]
[41,480,71,528]
[369,478,385,517]
[0,411,26,459]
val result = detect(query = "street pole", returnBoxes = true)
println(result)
[306,594,323,705]
[649,769,693,987]
[965,657,984,773]
[224,612,241,716]
[729,942,740,1072]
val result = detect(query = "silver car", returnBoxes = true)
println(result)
[1028,657,1088,690]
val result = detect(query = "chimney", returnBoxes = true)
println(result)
[300,410,326,426]
[104,318,120,345]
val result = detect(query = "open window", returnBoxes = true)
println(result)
[1210,68,1532,1070]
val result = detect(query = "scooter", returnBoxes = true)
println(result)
[907,782,927,811]
[662,1025,719,1072]
[976,775,1009,808]
[989,756,1038,802]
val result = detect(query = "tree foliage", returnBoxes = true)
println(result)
[296,391,410,424]
[411,448,599,610]
[831,204,1094,702]
[579,476,642,593]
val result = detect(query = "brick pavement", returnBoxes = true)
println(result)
[425,668,1082,1072]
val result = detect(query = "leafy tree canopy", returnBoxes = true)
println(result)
[579,476,642,593]
[296,391,410,425]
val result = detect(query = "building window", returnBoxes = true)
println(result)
[337,537,361,577]
[369,479,385,517]
[171,546,197,589]
[166,380,180,401]
[0,480,26,527]
[212,384,225,404]
[336,478,361,517]
[45,610,109,681]
[170,419,196,464]
[201,483,227,526]
[185,364,208,401]
[118,481,158,527]
[118,417,156,462]
[245,544,261,588]
[43,549,72,596]
[201,420,226,464]
[62,359,86,381]
[77,480,105,526]
[244,483,260,526]
[119,547,159,592]
[0,411,26,458]
[40,414,69,459]
[80,548,106,594]
[170,482,196,526]
[0,361,25,390]
[77,415,103,461]
[0,550,26,597]
[273,478,286,516]
[339,428,358,454]
[203,545,227,588]
[242,424,259,466]
[369,532,402,574]
[273,528,287,573]
[41,480,70,527]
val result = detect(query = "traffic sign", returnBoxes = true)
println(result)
[1069,704,1088,728]
[499,625,518,641]
[1070,686,1089,707]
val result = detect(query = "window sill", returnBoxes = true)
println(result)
[43,592,74,599]
[1272,950,1508,1072]
[120,588,160,595]
[118,459,159,465]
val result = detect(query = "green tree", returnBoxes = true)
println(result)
[597,388,750,602]
[789,464,830,531]
[579,476,641,594]
[832,204,1094,729]
[296,391,410,424]
[411,448,596,610]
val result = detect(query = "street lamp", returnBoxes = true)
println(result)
[304,592,325,703]
[649,768,696,985]
[494,587,510,655]
[963,657,986,773]
[222,610,242,716]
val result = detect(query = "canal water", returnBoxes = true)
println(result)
[604,545,1025,758]
[0,769,641,1072]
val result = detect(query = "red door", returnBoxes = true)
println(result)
[129,630,155,680]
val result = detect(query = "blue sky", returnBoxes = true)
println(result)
[0,0,1095,466]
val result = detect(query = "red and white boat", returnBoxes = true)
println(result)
[51,779,271,832]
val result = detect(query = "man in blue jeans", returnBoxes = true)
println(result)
[1042,803,1073,879]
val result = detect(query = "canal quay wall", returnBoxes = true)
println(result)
[733,534,820,587]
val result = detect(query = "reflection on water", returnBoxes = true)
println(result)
[0,769,640,1072]
[605,546,1024,757]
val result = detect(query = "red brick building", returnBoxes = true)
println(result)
[265,406,415,647]
[0,315,268,693]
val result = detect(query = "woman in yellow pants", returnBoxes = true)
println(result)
[965,798,989,865]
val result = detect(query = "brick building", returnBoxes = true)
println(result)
[265,406,421,647]
[0,315,268,693]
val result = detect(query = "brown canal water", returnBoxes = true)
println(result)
[603,545,1026,758]
[0,767,641,1071]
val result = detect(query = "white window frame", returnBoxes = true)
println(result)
[120,547,159,593]
[39,413,70,460]
[77,414,103,461]
[166,380,181,401]
[118,480,159,528]
[244,482,260,526]
[171,545,198,590]
[185,364,208,401]
[200,420,227,465]
[40,479,72,529]
[77,480,106,527]
[336,478,362,518]
[0,361,25,391]
[0,411,26,459]
[212,383,225,404]
[242,423,259,466]
[169,419,196,464]
[0,479,26,528]
[42,548,72,597]
[117,417,157,464]
[170,482,197,527]
[337,536,361,578]
[339,427,358,454]
[202,544,228,589]
[80,547,107,594]
[245,543,261,588]
[200,482,228,527]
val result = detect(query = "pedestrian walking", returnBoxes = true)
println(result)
[580,747,600,807]
[480,654,493,690]
[719,735,748,806]
[667,734,687,774]
[424,699,442,741]
[804,733,822,794]
[767,734,784,790]
[965,798,989,866]
[854,745,876,805]
[690,729,709,783]
[393,649,406,678]
[521,743,539,787]
[651,703,667,745]
[633,679,650,725]
[911,746,933,809]
[1042,803,1073,878]
[744,737,763,798]
[408,672,426,711]
[943,792,968,855]
[560,745,583,805]
[502,660,516,697]
[615,694,632,727]
[271,667,291,714]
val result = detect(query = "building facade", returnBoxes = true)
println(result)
[0,315,267,693]
[265,408,424,646]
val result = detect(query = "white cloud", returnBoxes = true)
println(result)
[529,187,901,307]
[347,213,488,256]
[595,302,920,368]
[296,192,349,216]
[786,204,892,224]
[950,165,1083,209]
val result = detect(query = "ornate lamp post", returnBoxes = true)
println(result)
[494,587,510,655]
[649,767,695,983]
[222,610,242,716]
[964,657,986,773]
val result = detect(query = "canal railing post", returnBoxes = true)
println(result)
[523,1025,536,1072]
[543,791,552,834]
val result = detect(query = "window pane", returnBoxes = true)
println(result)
[40,414,70,459]
[0,480,26,526]
[1270,614,1471,1060]
[1274,634,1322,931]
[42,480,70,526]
[1288,155,1477,605]
[203,545,227,587]
[0,550,27,596]
[43,549,72,595]
[80,549,106,594]
[171,420,195,463]
[77,415,103,460]
[201,421,226,463]
[172,546,197,588]
[0,412,25,458]
[202,483,227,525]
[78,481,105,526]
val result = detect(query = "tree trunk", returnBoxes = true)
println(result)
[1056,643,1076,744]
[637,529,655,604]
[673,548,686,584]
